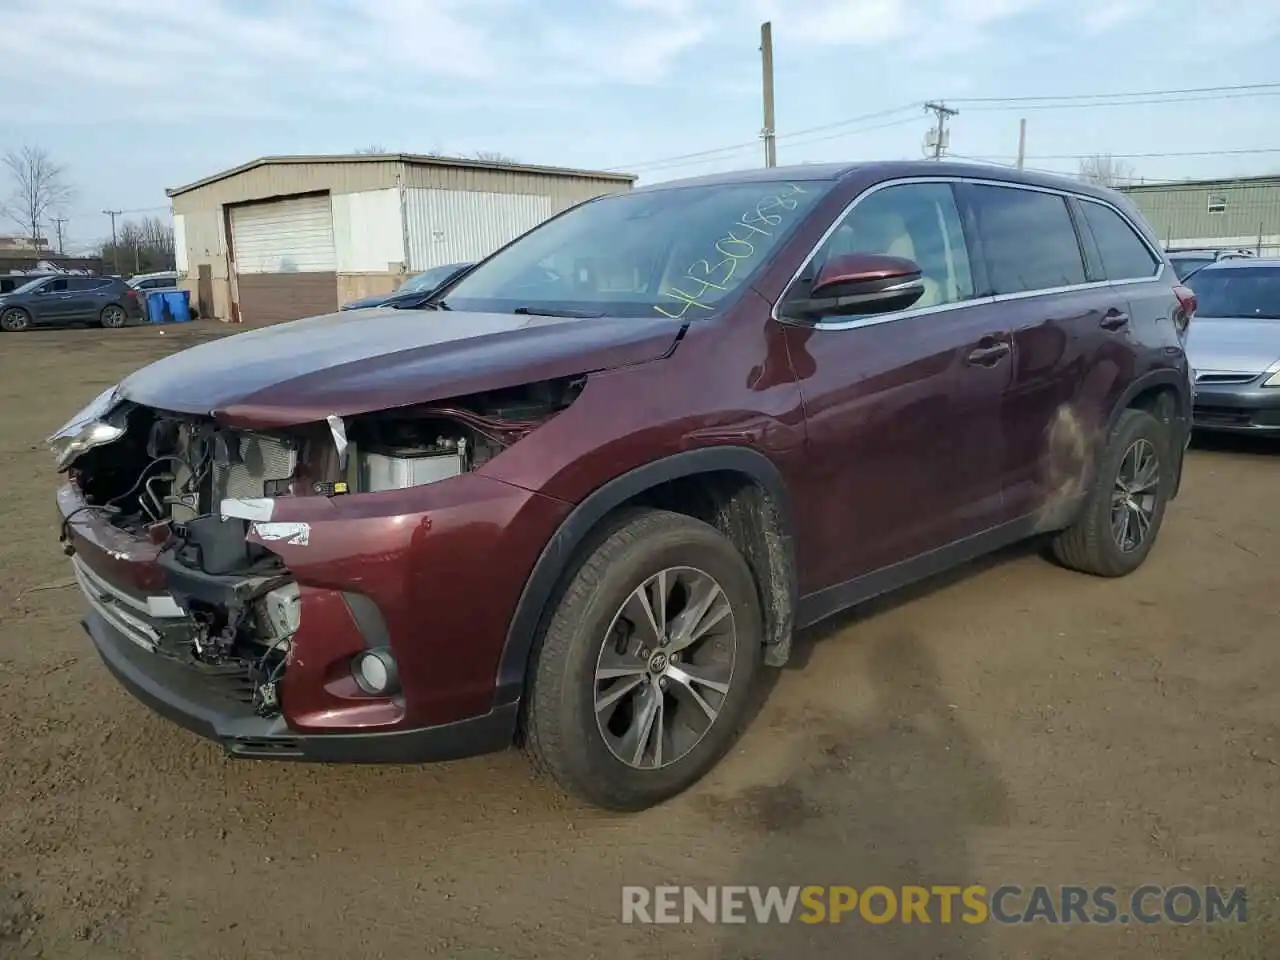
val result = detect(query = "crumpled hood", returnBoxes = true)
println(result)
[118,307,685,428]
[1186,317,1280,373]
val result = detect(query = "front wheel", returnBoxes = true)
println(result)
[1049,408,1172,577]
[100,305,128,328]
[523,508,763,811]
[0,307,31,332]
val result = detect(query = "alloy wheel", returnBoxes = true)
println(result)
[1,309,28,332]
[102,306,126,328]
[1111,438,1160,553]
[593,566,737,770]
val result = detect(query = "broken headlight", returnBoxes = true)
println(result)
[47,385,125,470]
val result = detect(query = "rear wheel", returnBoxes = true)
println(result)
[1050,408,1171,577]
[100,304,128,328]
[0,307,31,332]
[523,508,763,811]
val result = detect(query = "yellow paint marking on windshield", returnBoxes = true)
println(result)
[655,183,808,319]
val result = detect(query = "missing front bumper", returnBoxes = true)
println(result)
[84,609,518,763]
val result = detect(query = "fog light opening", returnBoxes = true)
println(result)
[352,648,400,696]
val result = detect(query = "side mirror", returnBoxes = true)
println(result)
[788,253,925,320]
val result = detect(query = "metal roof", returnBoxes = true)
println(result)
[166,153,637,198]
[1121,174,1280,194]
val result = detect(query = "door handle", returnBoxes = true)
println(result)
[967,342,1011,366]
[1100,309,1130,330]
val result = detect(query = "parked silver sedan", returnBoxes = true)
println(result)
[1185,258,1280,435]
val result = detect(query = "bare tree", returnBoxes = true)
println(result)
[1,145,74,243]
[100,215,175,274]
[473,150,517,164]
[353,144,390,155]
[1078,154,1136,188]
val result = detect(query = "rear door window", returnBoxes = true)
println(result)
[966,185,1087,295]
[68,277,109,291]
[1079,201,1159,281]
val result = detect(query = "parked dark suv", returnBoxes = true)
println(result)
[1,274,144,331]
[51,161,1193,810]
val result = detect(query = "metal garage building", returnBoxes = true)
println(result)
[1120,175,1280,256]
[166,154,636,324]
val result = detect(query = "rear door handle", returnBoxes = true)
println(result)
[1100,309,1130,330]
[967,341,1011,366]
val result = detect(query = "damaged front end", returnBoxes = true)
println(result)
[51,376,583,751]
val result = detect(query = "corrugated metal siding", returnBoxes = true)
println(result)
[401,162,631,205]
[1124,180,1280,248]
[331,188,405,273]
[231,195,336,274]
[171,160,402,214]
[173,215,189,273]
[405,189,557,268]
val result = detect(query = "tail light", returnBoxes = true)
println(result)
[1172,284,1196,338]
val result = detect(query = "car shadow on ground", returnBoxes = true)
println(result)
[707,545,1031,959]
[1189,431,1279,457]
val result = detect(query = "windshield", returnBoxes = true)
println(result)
[440,180,826,318]
[1189,267,1280,319]
[398,263,461,295]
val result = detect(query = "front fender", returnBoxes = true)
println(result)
[493,446,797,709]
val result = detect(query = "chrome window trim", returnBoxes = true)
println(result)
[773,174,1171,333]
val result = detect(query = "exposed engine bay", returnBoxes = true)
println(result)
[57,377,583,715]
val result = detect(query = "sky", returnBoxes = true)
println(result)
[3,0,1280,254]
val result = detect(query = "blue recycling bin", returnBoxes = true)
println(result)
[146,289,192,324]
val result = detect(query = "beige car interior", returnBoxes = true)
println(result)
[822,191,972,310]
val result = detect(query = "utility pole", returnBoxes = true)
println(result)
[923,101,958,160]
[102,209,122,275]
[1016,118,1027,169]
[759,21,777,168]
[51,217,68,254]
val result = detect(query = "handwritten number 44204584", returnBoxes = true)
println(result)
[655,184,807,319]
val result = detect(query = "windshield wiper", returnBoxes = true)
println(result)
[398,296,450,311]
[512,306,605,318]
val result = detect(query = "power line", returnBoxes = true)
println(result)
[65,203,171,221]
[611,80,1280,178]
[617,103,923,174]
[966,146,1280,162]
[946,154,1192,185]
[961,91,1280,112]
[949,81,1280,104]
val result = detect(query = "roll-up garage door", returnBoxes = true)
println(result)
[230,194,338,323]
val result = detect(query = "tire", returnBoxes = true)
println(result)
[100,304,128,328]
[523,508,763,811]
[1049,408,1172,577]
[0,307,31,332]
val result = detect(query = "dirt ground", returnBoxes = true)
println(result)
[1,320,1278,960]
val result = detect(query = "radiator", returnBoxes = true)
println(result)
[214,433,298,502]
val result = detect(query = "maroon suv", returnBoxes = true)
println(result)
[52,161,1194,810]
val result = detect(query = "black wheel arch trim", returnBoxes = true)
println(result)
[1108,367,1192,432]
[493,445,798,708]
[1106,367,1192,497]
